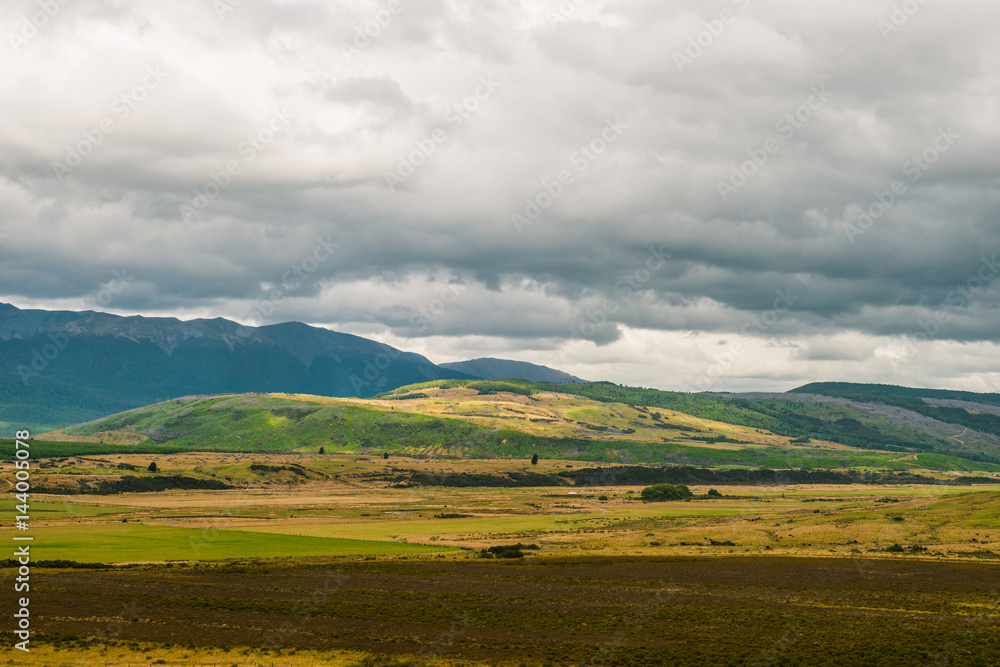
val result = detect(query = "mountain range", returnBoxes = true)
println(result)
[0,303,573,433]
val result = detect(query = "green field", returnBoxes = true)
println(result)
[17,523,455,563]
[0,498,129,516]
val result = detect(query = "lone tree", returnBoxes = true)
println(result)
[147,462,158,472]
[383,452,389,460]
[318,446,325,454]
[531,454,538,465]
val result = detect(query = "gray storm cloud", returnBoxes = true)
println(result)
[1,0,998,391]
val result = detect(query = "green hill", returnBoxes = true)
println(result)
[790,381,1000,406]
[27,379,1000,473]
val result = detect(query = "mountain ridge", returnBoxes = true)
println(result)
[0,303,468,432]
[0,303,580,433]
[438,357,585,383]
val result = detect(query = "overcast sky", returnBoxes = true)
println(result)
[1,0,999,393]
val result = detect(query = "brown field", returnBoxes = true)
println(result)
[17,556,1000,666]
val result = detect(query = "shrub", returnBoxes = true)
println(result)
[467,381,534,397]
[598,495,609,501]
[479,547,523,559]
[640,483,693,502]
[382,392,430,401]
[707,488,723,498]
[478,543,538,559]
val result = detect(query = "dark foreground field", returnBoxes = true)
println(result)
[29,556,1000,666]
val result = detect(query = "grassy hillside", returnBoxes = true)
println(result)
[33,380,1000,473]
[791,381,1000,405]
[789,382,1000,461]
[57,394,485,454]
[529,381,1000,464]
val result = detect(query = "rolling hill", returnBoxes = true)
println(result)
[28,379,1000,474]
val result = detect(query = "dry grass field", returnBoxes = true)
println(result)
[4,452,1000,562]
[3,452,999,665]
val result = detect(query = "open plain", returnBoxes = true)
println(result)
[3,449,999,666]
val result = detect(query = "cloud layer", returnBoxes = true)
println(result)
[1,0,998,391]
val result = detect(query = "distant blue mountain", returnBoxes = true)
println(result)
[439,357,585,383]
[0,303,476,433]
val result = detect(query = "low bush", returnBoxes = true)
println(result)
[477,543,540,559]
[640,483,693,501]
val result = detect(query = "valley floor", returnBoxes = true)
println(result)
[17,556,1000,666]
[4,453,1000,665]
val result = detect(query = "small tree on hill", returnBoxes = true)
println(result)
[318,446,325,454]
[531,454,538,465]
[147,462,158,472]
[383,452,389,459]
